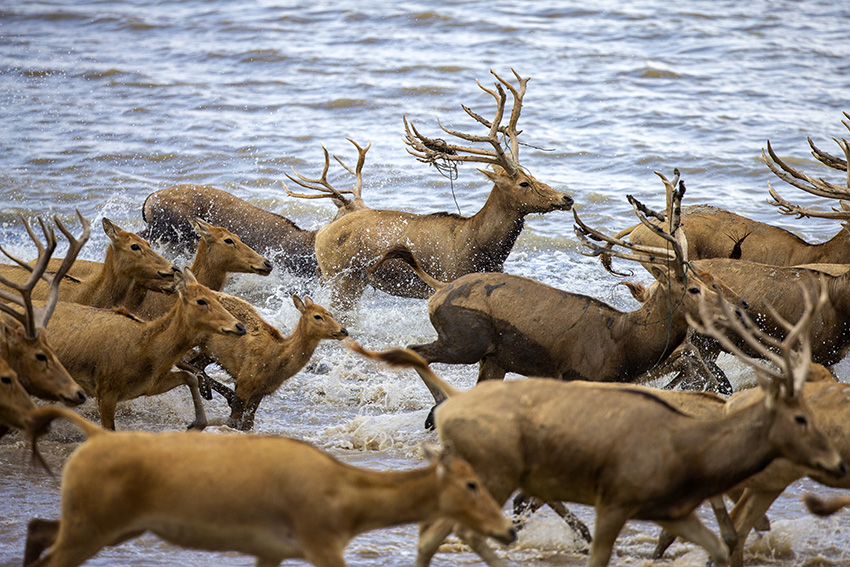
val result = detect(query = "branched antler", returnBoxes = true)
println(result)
[403,69,529,178]
[284,138,370,212]
[687,279,827,396]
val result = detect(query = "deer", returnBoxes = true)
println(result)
[38,268,246,430]
[140,138,371,278]
[1,217,180,309]
[374,171,743,423]
[608,111,850,271]
[0,214,87,407]
[348,275,845,567]
[188,294,349,431]
[312,69,574,310]
[0,355,37,437]
[22,404,516,567]
[122,217,273,320]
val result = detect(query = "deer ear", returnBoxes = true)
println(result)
[291,294,306,313]
[102,218,120,243]
[189,217,212,240]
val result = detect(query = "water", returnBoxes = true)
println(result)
[2,1,850,565]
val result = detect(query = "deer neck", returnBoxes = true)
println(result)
[813,227,850,263]
[466,186,526,272]
[279,317,324,371]
[189,241,226,291]
[679,401,778,497]
[622,283,690,359]
[343,465,441,535]
[141,303,200,372]
[79,246,131,308]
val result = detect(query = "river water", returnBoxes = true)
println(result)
[2,1,850,566]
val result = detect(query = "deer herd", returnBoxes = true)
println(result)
[3,69,850,567]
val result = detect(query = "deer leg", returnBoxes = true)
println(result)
[208,377,236,406]
[709,495,739,557]
[416,519,455,567]
[511,494,592,544]
[547,501,593,544]
[144,370,208,430]
[327,274,366,313]
[657,512,729,567]
[690,334,733,395]
[588,506,629,567]
[728,488,783,567]
[237,394,264,431]
[227,395,246,429]
[652,527,678,559]
[96,393,119,431]
[478,356,507,382]
[24,518,59,566]
[177,359,212,400]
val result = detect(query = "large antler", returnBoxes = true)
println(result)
[687,278,827,397]
[763,112,850,221]
[575,169,691,281]
[403,69,528,178]
[0,211,90,337]
[283,138,370,212]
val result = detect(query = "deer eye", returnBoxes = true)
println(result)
[519,181,530,188]
[196,299,208,306]
[688,287,700,294]
[224,238,234,245]
[466,481,480,494]
[313,314,323,321]
[131,243,141,251]
[795,415,808,427]
[1,376,12,385]
[36,353,48,362]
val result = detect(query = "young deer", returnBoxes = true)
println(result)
[0,214,87,406]
[123,217,272,320]
[0,355,36,436]
[313,70,573,310]
[40,268,246,430]
[190,294,348,430]
[22,405,515,567]
[349,280,845,567]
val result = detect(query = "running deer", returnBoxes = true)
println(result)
[140,138,371,278]
[123,217,272,320]
[1,217,179,309]
[22,405,515,567]
[376,171,742,420]
[609,111,850,270]
[39,268,246,430]
[0,214,87,406]
[189,294,348,431]
[313,69,573,310]
[350,277,845,567]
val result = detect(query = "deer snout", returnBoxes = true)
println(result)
[559,194,574,210]
[160,265,182,279]
[63,388,87,407]
[493,526,518,545]
[226,322,247,336]
[827,458,849,479]
[255,260,273,275]
[334,328,349,339]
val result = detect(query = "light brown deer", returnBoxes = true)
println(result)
[140,138,371,278]
[376,172,742,420]
[610,111,850,269]
[40,268,246,430]
[22,405,515,567]
[313,70,573,309]
[122,217,272,320]
[1,217,179,309]
[0,214,87,406]
[0,355,36,436]
[190,294,348,430]
[349,282,845,567]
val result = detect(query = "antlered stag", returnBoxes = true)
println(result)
[379,172,742,406]
[349,280,844,567]
[140,138,371,278]
[41,268,246,430]
[1,217,179,309]
[22,405,515,567]
[611,111,850,268]
[190,294,348,430]
[0,214,87,406]
[313,69,574,309]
